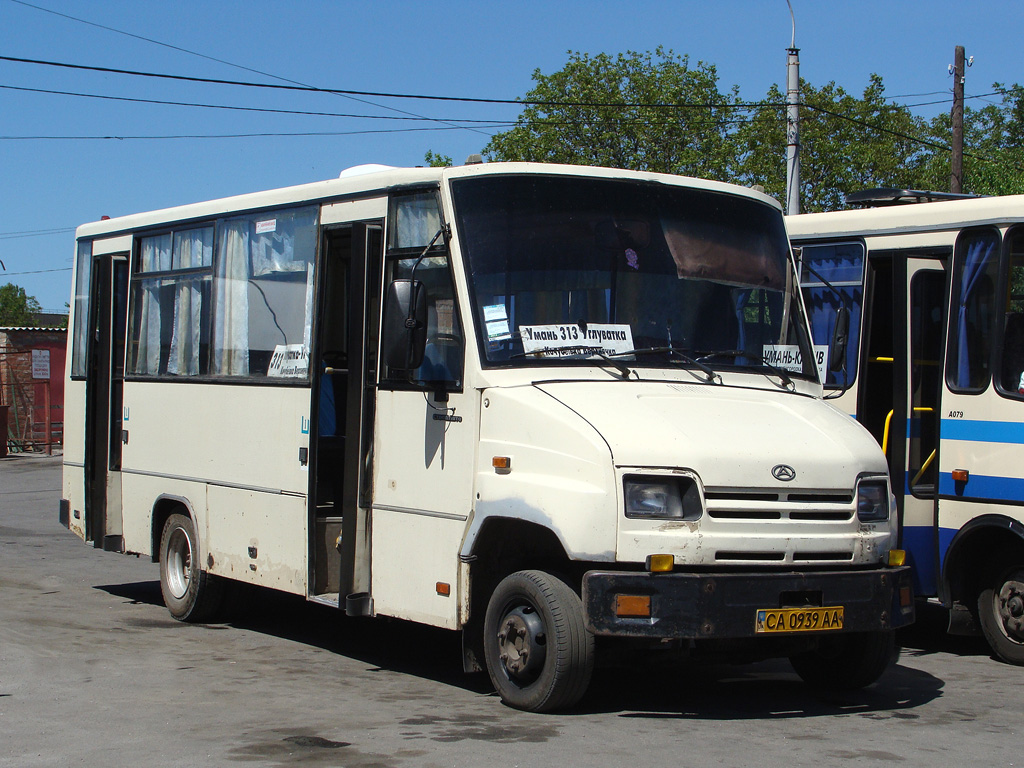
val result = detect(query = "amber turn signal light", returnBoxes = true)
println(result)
[887,549,906,567]
[646,554,674,573]
[615,594,651,618]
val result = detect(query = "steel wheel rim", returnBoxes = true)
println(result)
[166,526,193,600]
[995,571,1024,644]
[495,601,547,686]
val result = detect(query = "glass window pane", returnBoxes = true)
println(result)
[71,240,93,377]
[128,276,211,376]
[383,254,463,386]
[139,233,172,273]
[390,192,441,250]
[799,242,865,387]
[212,206,318,378]
[1000,227,1024,395]
[172,227,214,270]
[947,229,1000,392]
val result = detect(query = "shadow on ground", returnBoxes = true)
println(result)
[96,581,962,717]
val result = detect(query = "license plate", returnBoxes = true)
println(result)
[755,606,844,634]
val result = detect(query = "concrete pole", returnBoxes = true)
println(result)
[786,46,801,215]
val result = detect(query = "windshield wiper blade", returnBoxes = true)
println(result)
[511,345,633,378]
[613,346,717,383]
[698,349,795,389]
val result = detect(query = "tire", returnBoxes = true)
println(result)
[977,566,1024,665]
[483,570,594,712]
[159,513,224,623]
[789,630,897,690]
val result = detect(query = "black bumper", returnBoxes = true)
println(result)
[582,566,914,639]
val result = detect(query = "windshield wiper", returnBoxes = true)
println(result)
[512,345,633,378]
[698,349,795,390]
[613,346,718,383]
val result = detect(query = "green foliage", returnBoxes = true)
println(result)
[736,75,935,211]
[484,48,741,181]
[0,283,42,326]
[424,150,453,167]
[485,48,1024,211]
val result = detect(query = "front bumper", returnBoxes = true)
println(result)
[583,566,914,639]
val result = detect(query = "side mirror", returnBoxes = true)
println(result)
[383,279,427,371]
[829,305,850,372]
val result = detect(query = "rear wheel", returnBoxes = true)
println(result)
[789,630,896,690]
[483,570,594,712]
[977,567,1024,665]
[159,513,223,622]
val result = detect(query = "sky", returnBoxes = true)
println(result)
[1,0,1022,312]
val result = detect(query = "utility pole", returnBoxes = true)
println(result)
[786,46,801,214]
[784,0,800,215]
[950,45,965,194]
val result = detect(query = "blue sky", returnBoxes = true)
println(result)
[2,0,1022,311]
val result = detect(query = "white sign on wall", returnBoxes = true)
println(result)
[31,349,50,380]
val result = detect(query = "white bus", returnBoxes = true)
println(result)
[788,191,1024,665]
[60,162,912,712]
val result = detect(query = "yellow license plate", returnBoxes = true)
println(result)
[755,606,844,634]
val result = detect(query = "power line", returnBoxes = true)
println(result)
[7,0,493,137]
[0,267,72,276]
[0,55,780,110]
[0,227,75,240]
[0,84,515,124]
[0,126,514,140]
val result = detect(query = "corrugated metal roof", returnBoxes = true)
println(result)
[0,326,67,332]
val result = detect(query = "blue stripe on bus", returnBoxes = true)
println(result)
[941,418,1024,444]
[938,471,1024,502]
[902,525,938,596]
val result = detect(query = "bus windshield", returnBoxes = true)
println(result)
[452,174,817,380]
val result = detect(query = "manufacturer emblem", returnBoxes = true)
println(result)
[772,464,796,482]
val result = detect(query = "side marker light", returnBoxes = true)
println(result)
[646,554,674,573]
[887,549,906,567]
[615,595,651,618]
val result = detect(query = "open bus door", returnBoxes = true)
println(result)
[859,250,947,596]
[310,219,382,610]
[83,252,129,551]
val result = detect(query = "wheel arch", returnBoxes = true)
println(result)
[150,495,198,563]
[460,516,578,673]
[941,513,1024,606]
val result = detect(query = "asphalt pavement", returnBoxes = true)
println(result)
[1,454,1018,767]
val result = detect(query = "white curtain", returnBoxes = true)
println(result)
[167,229,211,375]
[213,222,250,375]
[136,235,171,374]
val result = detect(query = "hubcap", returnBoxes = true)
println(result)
[166,526,193,600]
[496,604,547,683]
[996,573,1024,643]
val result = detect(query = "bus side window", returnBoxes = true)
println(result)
[1001,313,1024,393]
[1000,231,1024,396]
[947,229,1000,393]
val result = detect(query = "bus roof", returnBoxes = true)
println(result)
[786,193,1024,240]
[74,162,780,240]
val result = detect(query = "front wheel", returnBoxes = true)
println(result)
[789,630,896,690]
[977,567,1024,665]
[159,513,223,623]
[483,570,594,712]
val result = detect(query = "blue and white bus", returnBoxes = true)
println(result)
[787,191,1024,663]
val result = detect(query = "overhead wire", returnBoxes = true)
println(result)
[5,0,495,137]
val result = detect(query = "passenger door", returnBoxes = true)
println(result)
[84,250,129,550]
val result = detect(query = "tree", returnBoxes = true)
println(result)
[424,150,453,167]
[484,48,741,181]
[917,83,1024,196]
[735,75,932,211]
[0,283,42,326]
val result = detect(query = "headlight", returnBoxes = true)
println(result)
[856,479,889,522]
[624,476,702,520]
